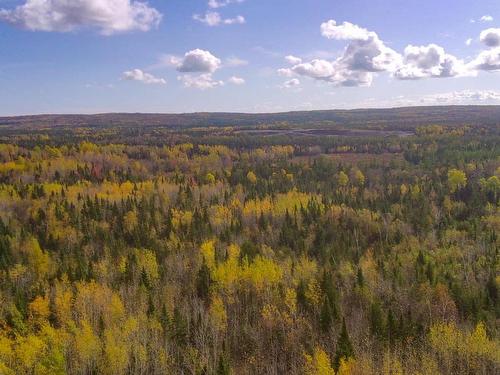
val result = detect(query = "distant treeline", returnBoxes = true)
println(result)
[2,105,500,130]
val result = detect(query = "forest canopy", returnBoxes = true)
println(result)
[0,116,498,374]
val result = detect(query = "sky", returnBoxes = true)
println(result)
[1,0,500,115]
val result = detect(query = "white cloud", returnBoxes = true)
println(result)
[465,38,473,46]
[122,69,166,85]
[193,11,244,26]
[283,78,301,88]
[480,15,494,22]
[285,55,302,65]
[166,49,242,89]
[0,0,161,35]
[470,15,494,24]
[419,90,500,104]
[470,29,500,70]
[208,0,245,9]
[277,68,294,77]
[164,55,182,67]
[320,20,371,41]
[284,20,400,87]
[228,76,245,85]
[394,44,471,80]
[292,59,335,79]
[302,50,339,60]
[193,11,221,26]
[281,19,482,87]
[290,59,374,87]
[335,70,373,87]
[178,74,224,89]
[471,48,500,71]
[175,49,222,73]
[480,28,500,48]
[338,33,402,73]
[349,90,500,108]
[225,57,248,67]
[223,15,245,25]
[318,20,401,85]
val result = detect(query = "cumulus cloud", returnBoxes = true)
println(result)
[228,76,245,85]
[281,20,400,86]
[309,20,401,85]
[277,68,294,77]
[193,11,244,26]
[283,78,301,88]
[339,35,401,73]
[208,0,245,8]
[469,29,500,70]
[292,59,335,79]
[394,44,471,79]
[285,55,302,65]
[122,69,166,85]
[0,0,162,35]
[480,28,500,47]
[165,49,244,89]
[175,49,222,73]
[281,19,482,87]
[471,48,500,71]
[178,74,224,89]
[466,38,473,46]
[320,20,371,41]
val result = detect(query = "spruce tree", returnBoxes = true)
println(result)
[334,318,354,370]
[320,296,334,332]
[216,342,231,375]
[370,302,385,339]
[196,260,212,303]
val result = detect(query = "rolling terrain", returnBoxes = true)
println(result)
[2,105,500,130]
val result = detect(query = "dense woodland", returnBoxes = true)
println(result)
[0,119,498,374]
[3,105,500,129]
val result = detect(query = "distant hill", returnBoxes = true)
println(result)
[1,105,500,130]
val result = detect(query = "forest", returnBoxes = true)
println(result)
[0,116,498,374]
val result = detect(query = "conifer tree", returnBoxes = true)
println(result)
[334,318,354,370]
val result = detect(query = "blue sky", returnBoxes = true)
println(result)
[1,0,500,115]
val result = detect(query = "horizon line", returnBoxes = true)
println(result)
[2,104,500,118]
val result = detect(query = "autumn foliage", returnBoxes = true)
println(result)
[0,123,498,374]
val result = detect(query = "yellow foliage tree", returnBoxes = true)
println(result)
[354,170,365,186]
[338,171,349,187]
[29,295,50,326]
[205,172,216,185]
[209,296,228,332]
[247,171,257,185]
[135,249,159,281]
[74,320,101,372]
[54,277,73,327]
[337,357,356,375]
[24,237,50,281]
[14,335,46,373]
[447,169,467,193]
[242,256,283,292]
[123,210,138,233]
[303,347,335,375]
[200,240,216,269]
[103,328,129,375]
